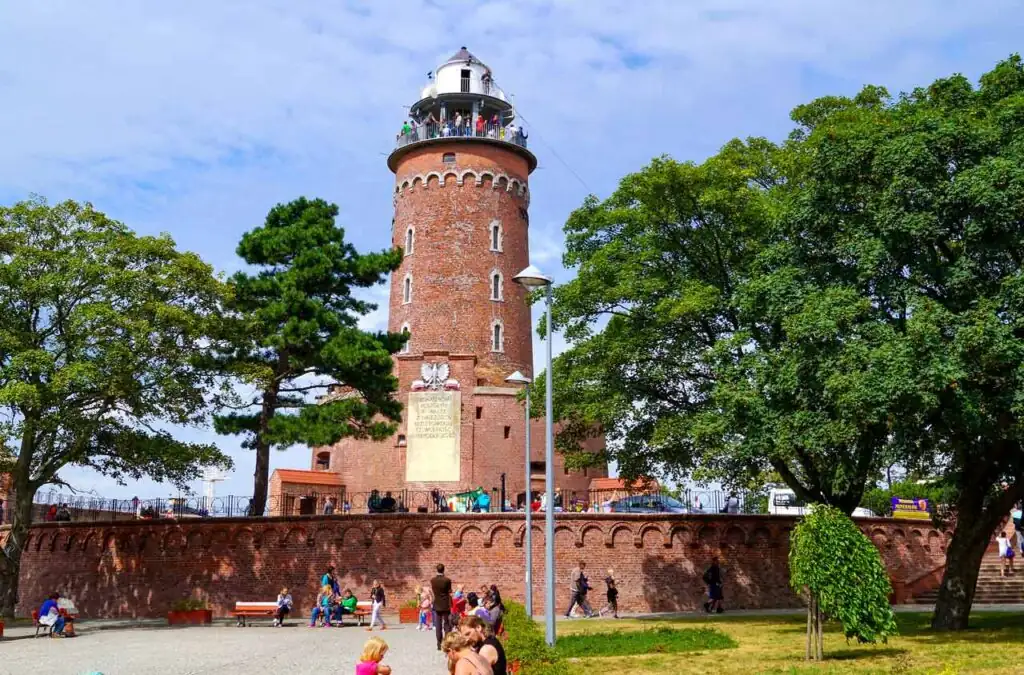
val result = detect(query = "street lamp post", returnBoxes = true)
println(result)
[505,370,533,618]
[513,264,556,647]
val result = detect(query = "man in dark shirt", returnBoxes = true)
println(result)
[460,614,507,675]
[379,491,397,513]
[430,563,453,650]
[703,557,724,613]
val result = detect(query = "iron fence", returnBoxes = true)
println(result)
[0,487,766,526]
[394,122,528,151]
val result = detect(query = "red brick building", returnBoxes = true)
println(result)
[273,48,607,511]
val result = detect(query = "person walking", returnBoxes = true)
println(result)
[598,569,619,618]
[998,531,1016,576]
[367,580,387,631]
[431,562,454,650]
[703,557,725,613]
[565,560,594,618]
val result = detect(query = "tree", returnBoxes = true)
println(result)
[790,505,897,660]
[213,197,404,516]
[0,197,231,617]
[543,138,914,516]
[782,56,1024,631]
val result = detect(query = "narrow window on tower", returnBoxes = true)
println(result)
[442,152,456,164]
[491,320,504,352]
[403,274,412,304]
[490,270,503,301]
[489,221,502,252]
[405,227,414,255]
[400,323,411,354]
[461,69,471,93]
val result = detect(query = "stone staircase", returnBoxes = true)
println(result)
[911,554,1024,604]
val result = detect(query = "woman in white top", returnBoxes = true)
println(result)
[997,531,1016,576]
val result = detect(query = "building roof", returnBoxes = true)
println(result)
[589,477,659,492]
[272,469,343,487]
[445,46,486,68]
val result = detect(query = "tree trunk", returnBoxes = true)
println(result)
[249,389,278,517]
[931,486,1010,631]
[805,600,812,660]
[0,489,35,618]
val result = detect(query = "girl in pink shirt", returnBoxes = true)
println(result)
[356,636,392,675]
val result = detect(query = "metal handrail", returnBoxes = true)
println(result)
[394,122,528,152]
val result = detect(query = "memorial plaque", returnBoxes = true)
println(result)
[405,390,461,482]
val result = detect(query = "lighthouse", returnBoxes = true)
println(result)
[280,48,606,512]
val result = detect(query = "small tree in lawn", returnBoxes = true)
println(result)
[213,197,405,516]
[789,505,897,660]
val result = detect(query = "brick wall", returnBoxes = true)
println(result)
[12,514,947,619]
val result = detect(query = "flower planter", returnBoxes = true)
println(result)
[398,607,420,624]
[508,661,521,674]
[0,619,5,639]
[167,609,213,626]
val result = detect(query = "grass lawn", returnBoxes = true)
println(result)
[557,612,1024,674]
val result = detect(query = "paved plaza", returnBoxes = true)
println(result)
[1,621,447,675]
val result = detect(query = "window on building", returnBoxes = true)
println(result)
[460,69,471,93]
[491,271,502,300]
[530,461,545,473]
[564,466,569,475]
[504,426,511,439]
[476,406,483,419]
[519,207,529,223]
[315,452,330,470]
[489,222,502,251]
[400,323,411,354]
[397,434,407,446]
[405,227,414,254]
[443,152,456,164]
[491,321,503,352]
[583,467,588,477]
[403,275,412,304]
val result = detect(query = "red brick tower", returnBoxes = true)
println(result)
[285,49,606,513]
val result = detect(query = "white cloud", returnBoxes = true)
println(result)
[4,0,1022,496]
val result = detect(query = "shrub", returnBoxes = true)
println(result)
[501,601,567,675]
[169,598,208,612]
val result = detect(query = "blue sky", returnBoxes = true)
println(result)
[2,0,1022,500]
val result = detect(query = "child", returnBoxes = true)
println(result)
[599,569,619,619]
[310,583,334,627]
[998,531,1016,576]
[356,636,392,675]
[273,587,292,627]
[417,585,433,631]
[367,579,387,631]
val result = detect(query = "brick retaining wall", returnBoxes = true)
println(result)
[7,514,948,618]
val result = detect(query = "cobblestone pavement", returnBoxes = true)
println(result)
[0,622,448,675]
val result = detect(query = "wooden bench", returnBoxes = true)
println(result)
[233,601,279,627]
[351,601,372,626]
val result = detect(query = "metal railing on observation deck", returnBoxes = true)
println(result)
[393,122,529,152]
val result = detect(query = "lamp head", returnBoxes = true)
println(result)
[513,265,553,290]
[505,370,532,385]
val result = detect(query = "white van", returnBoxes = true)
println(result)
[767,488,876,518]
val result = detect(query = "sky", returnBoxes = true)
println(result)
[2,0,1022,500]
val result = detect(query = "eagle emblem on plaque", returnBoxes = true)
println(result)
[412,362,460,391]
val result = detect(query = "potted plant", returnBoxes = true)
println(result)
[167,598,213,626]
[399,597,420,624]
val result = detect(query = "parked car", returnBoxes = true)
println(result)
[608,495,688,514]
[767,488,876,518]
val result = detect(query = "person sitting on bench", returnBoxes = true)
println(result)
[337,588,358,622]
[273,587,293,627]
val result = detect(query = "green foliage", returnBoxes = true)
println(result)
[211,197,404,512]
[169,598,209,611]
[501,601,566,675]
[555,626,735,658]
[790,505,897,645]
[860,479,955,520]
[0,197,231,616]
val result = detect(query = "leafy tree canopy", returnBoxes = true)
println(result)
[0,197,231,616]
[211,197,405,514]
